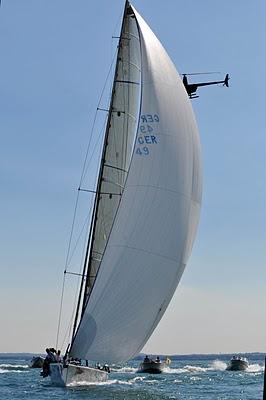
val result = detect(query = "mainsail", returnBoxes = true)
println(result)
[79,2,141,315]
[70,1,202,363]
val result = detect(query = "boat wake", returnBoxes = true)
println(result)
[165,365,210,374]
[67,376,145,387]
[113,366,138,373]
[209,360,228,371]
[0,364,29,373]
[164,360,264,375]
[246,364,264,373]
[164,360,227,374]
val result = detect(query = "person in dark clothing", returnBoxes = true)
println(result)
[41,348,56,378]
[144,355,150,363]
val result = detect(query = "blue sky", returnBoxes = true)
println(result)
[0,0,265,354]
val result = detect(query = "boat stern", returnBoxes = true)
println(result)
[49,363,108,386]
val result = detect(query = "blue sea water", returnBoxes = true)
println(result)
[0,353,264,400]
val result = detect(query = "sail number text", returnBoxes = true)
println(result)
[135,114,159,156]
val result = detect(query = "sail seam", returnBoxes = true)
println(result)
[104,164,128,173]
[125,184,201,203]
[108,243,183,264]
[123,32,140,41]
[115,79,140,85]
[119,59,141,71]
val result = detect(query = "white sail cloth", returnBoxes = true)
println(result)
[70,4,202,363]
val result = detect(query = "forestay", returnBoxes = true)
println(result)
[70,2,202,363]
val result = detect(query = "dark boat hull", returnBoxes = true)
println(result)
[226,359,249,371]
[29,356,45,368]
[138,361,165,374]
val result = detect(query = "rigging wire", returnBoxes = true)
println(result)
[55,40,119,353]
[55,271,66,350]
[67,116,109,272]
[79,49,119,188]
[79,115,109,195]
[66,211,91,268]
[56,118,108,351]
[59,210,91,350]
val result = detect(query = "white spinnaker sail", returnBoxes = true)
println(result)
[70,3,202,363]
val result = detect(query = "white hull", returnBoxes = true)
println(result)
[49,363,108,386]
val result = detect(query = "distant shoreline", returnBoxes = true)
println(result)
[0,352,265,361]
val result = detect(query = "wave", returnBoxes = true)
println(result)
[164,365,208,374]
[130,376,145,382]
[209,360,227,371]
[247,363,264,373]
[0,364,29,373]
[113,366,138,373]
[0,369,9,374]
[67,375,148,387]
[67,378,140,387]
[164,360,227,374]
[190,376,202,381]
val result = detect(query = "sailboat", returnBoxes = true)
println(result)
[49,0,202,386]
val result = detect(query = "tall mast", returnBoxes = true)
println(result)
[70,0,132,344]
